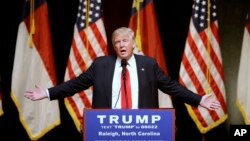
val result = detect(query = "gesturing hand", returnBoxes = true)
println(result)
[24,85,48,101]
[199,93,221,110]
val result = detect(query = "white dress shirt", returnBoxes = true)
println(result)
[112,55,139,109]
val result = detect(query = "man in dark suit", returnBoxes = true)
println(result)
[24,27,220,110]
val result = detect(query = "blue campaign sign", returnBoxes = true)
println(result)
[83,109,175,141]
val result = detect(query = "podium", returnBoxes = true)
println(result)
[83,108,175,141]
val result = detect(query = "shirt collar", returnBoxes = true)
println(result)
[117,54,135,67]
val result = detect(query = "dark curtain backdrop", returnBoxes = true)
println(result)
[0,0,231,141]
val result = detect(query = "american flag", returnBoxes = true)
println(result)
[129,0,172,108]
[179,0,227,133]
[64,0,108,132]
[236,5,250,125]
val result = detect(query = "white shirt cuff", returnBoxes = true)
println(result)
[46,89,51,100]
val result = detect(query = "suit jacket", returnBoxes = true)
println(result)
[49,54,202,108]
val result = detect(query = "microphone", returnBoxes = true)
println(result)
[121,59,127,81]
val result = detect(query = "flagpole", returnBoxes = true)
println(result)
[206,0,212,94]
[135,0,142,51]
[29,0,35,47]
[203,0,211,140]
[85,0,90,57]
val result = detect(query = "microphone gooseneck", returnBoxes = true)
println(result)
[121,59,127,80]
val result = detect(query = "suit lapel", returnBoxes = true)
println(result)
[104,56,116,107]
[134,55,146,107]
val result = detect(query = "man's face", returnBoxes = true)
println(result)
[113,34,134,60]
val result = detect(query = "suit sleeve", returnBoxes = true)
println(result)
[48,64,94,100]
[154,61,202,107]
